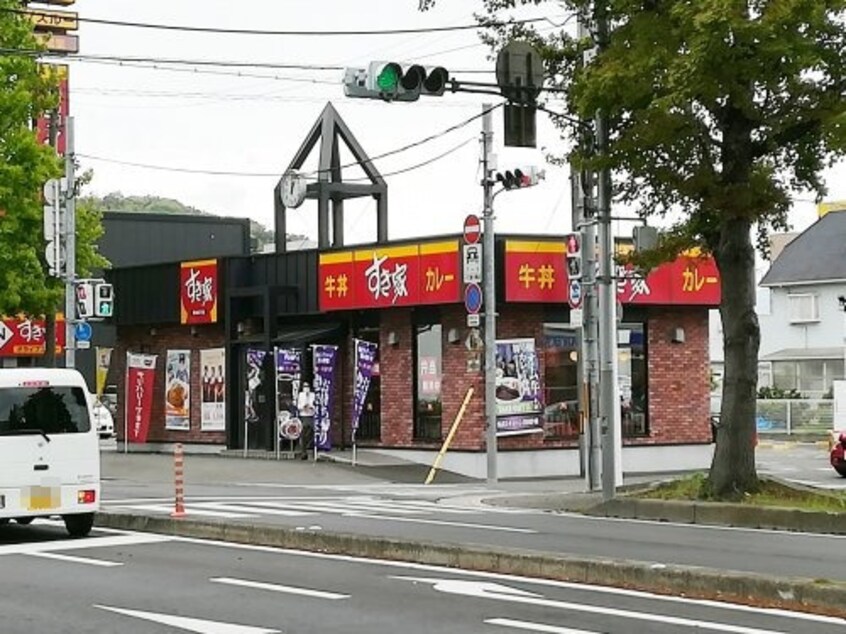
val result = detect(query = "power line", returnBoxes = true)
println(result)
[4,8,552,37]
[349,136,476,180]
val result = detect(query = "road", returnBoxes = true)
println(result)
[1,522,843,634]
[757,440,845,490]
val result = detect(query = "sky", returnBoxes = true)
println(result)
[61,0,845,248]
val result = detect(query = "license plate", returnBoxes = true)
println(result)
[26,486,59,511]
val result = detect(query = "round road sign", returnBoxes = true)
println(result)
[463,214,481,244]
[464,283,483,314]
[75,321,93,342]
[568,280,583,309]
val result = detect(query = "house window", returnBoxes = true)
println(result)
[413,322,442,441]
[619,324,648,437]
[788,294,819,323]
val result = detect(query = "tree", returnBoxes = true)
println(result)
[422,0,846,497]
[0,6,108,367]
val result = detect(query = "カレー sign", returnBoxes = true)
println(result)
[180,259,218,324]
[319,240,461,311]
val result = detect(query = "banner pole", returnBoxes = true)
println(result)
[425,387,474,485]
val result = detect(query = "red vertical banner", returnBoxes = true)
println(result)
[125,353,157,444]
[35,64,69,154]
[180,259,219,324]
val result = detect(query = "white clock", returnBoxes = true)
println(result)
[280,170,307,208]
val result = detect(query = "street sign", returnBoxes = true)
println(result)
[26,8,79,32]
[464,283,483,314]
[462,244,482,284]
[568,279,583,309]
[570,307,584,328]
[463,214,481,244]
[76,340,90,350]
[466,313,480,328]
[74,321,92,342]
[43,178,60,203]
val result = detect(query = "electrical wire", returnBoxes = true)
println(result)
[3,7,552,37]
[348,136,476,180]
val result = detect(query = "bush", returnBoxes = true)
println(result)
[757,386,803,399]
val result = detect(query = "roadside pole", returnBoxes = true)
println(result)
[64,116,76,369]
[482,103,498,484]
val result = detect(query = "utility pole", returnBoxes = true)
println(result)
[593,1,620,500]
[482,103,498,485]
[64,116,76,369]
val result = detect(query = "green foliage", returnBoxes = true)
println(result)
[757,386,804,400]
[0,1,63,316]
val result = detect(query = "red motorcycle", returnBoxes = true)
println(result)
[831,432,846,477]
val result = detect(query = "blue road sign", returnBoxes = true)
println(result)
[464,283,483,314]
[74,321,93,342]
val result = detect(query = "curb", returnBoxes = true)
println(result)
[95,511,846,618]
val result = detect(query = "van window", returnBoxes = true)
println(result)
[0,386,91,435]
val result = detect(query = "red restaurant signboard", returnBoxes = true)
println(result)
[319,241,461,311]
[180,259,219,324]
[0,315,66,357]
[505,240,721,306]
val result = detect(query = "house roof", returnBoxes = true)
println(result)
[760,347,845,362]
[760,211,846,286]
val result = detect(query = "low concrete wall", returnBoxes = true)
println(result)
[96,511,846,618]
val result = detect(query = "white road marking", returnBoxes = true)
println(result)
[395,577,797,634]
[210,576,349,600]
[197,502,310,517]
[486,618,599,634]
[0,532,172,557]
[125,503,257,519]
[346,512,538,533]
[94,605,279,634]
[27,552,123,567]
[167,535,846,627]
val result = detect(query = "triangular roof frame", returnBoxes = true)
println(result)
[273,102,388,251]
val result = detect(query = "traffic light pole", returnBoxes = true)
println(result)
[482,103,498,485]
[594,1,620,501]
[64,117,76,369]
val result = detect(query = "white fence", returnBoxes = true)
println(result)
[755,399,834,435]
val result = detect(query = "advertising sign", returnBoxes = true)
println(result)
[319,240,460,311]
[180,259,218,324]
[95,347,112,397]
[495,338,543,436]
[0,315,66,357]
[165,350,191,431]
[312,344,339,451]
[504,241,568,303]
[35,64,69,155]
[200,348,226,432]
[245,348,267,426]
[125,352,157,444]
[275,348,302,441]
[352,340,378,436]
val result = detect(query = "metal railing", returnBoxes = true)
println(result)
[755,399,833,435]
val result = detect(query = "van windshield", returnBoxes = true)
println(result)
[0,387,91,436]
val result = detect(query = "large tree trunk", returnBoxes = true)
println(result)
[710,216,759,497]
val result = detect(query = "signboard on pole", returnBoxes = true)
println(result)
[462,244,482,284]
[463,214,481,244]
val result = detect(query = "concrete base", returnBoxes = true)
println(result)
[369,442,715,480]
[113,441,226,456]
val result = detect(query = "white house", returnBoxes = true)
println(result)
[758,208,846,397]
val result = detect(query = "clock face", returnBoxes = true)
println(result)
[280,171,307,208]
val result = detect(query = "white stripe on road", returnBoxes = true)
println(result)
[210,577,349,600]
[124,504,257,519]
[94,605,279,633]
[27,551,123,567]
[346,513,537,533]
[0,532,172,556]
[197,503,311,517]
[486,619,598,634]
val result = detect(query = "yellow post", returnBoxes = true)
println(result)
[425,387,474,485]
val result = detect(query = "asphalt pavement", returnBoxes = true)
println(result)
[90,442,846,617]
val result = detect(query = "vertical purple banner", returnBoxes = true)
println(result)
[275,348,302,431]
[312,344,339,451]
[352,339,378,436]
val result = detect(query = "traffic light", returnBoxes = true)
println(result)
[75,281,93,319]
[566,233,582,280]
[94,282,114,318]
[495,166,546,190]
[343,62,449,102]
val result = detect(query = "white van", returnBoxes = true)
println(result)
[0,369,100,537]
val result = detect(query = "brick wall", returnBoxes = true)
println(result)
[643,308,712,445]
[379,309,414,446]
[115,323,227,445]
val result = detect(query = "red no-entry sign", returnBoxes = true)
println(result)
[463,214,481,244]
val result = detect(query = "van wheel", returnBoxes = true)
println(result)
[14,517,34,525]
[63,513,95,537]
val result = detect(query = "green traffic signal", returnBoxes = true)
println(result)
[376,65,400,93]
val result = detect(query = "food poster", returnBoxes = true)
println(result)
[165,349,191,431]
[200,348,226,432]
[495,338,544,436]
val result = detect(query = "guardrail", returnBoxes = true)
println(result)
[755,399,833,435]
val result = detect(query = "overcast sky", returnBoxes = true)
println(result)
[66,0,839,246]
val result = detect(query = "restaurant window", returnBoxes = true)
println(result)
[542,324,580,439]
[619,324,648,437]
[355,328,381,441]
[414,321,442,441]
